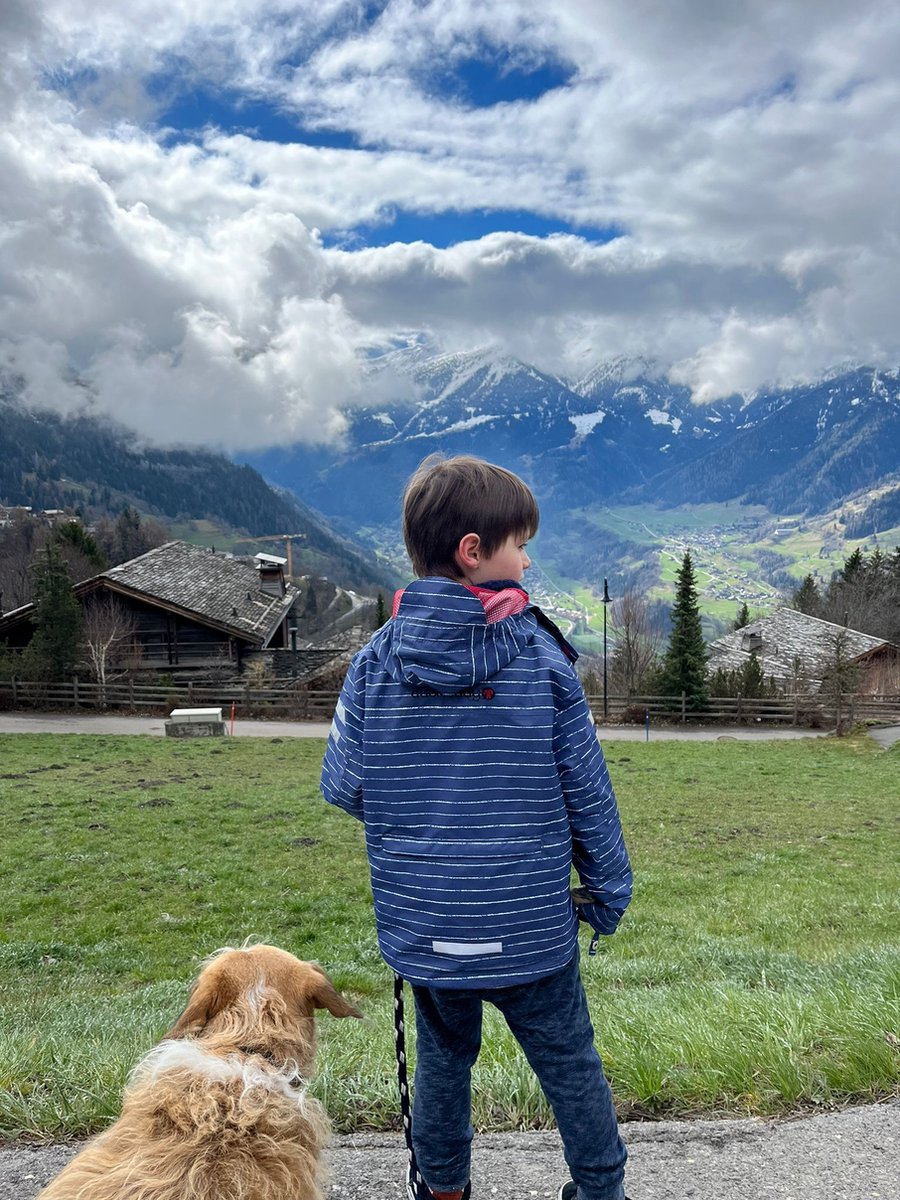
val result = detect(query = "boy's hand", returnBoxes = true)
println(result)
[571,887,615,955]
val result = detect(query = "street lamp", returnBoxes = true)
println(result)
[602,578,611,719]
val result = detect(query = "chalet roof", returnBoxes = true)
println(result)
[97,542,298,647]
[708,607,895,686]
[0,541,299,649]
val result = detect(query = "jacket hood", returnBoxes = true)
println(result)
[373,577,537,694]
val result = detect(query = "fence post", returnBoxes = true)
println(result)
[188,679,195,705]
[848,694,856,728]
[792,694,798,727]
[11,676,17,707]
[681,691,686,723]
[736,691,743,724]
[72,676,79,706]
[129,679,135,709]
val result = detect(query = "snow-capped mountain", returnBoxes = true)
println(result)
[244,352,900,533]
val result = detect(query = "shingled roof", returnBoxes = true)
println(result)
[708,607,894,687]
[88,541,298,647]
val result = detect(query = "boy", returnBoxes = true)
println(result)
[321,454,632,1200]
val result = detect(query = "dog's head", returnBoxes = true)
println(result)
[163,945,362,1076]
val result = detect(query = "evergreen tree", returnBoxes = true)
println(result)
[55,520,107,570]
[374,592,389,628]
[792,574,822,616]
[658,551,709,709]
[733,602,751,630]
[27,540,81,680]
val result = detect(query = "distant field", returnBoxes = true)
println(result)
[555,502,900,630]
[1,733,897,1139]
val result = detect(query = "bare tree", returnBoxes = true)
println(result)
[608,587,664,696]
[819,630,862,735]
[0,514,43,611]
[80,596,140,693]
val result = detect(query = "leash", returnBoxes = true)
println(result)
[394,972,427,1200]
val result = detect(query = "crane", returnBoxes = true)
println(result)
[233,533,307,578]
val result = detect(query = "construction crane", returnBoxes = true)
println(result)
[233,533,307,578]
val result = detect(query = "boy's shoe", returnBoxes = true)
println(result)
[557,1186,632,1200]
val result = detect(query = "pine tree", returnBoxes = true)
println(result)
[374,592,389,628]
[733,602,751,630]
[792,574,821,616]
[658,551,709,709]
[27,540,81,681]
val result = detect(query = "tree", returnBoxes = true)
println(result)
[733,602,751,630]
[27,540,81,681]
[93,507,168,566]
[374,592,389,629]
[657,551,709,709]
[819,630,862,735]
[79,596,139,691]
[609,587,663,695]
[792,574,822,617]
[709,651,778,699]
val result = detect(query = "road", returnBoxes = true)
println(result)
[0,712,843,742]
[3,1102,897,1199]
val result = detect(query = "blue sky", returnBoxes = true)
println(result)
[2,1,899,448]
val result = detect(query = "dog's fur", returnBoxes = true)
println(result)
[38,945,362,1200]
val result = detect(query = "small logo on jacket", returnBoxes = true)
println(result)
[481,687,495,700]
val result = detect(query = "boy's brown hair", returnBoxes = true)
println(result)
[402,453,539,578]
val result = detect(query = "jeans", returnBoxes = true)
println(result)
[410,952,627,1200]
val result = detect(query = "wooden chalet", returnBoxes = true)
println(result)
[0,541,301,673]
[708,607,899,694]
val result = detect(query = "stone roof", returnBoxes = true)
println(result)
[708,607,894,686]
[98,541,298,647]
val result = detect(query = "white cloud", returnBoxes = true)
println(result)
[1,0,899,447]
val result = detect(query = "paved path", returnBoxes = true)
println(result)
[3,1102,897,1199]
[0,712,832,742]
[867,723,900,749]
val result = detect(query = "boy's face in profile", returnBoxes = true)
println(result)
[456,532,531,585]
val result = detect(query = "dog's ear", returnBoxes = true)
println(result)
[309,966,363,1019]
[164,972,237,1039]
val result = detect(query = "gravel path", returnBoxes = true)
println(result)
[0,711,833,742]
[3,1102,897,1199]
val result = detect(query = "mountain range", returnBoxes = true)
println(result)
[246,349,900,534]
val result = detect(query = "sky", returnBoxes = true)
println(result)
[2,0,899,449]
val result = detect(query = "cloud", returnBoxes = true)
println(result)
[1,0,899,448]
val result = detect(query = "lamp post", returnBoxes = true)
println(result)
[602,578,611,719]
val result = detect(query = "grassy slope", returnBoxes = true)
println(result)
[0,734,897,1138]
[557,502,900,628]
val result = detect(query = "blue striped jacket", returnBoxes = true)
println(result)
[320,577,632,988]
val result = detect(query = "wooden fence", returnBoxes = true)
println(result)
[0,678,898,726]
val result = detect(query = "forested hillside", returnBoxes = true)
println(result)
[0,399,395,590]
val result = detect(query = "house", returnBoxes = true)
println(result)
[0,541,307,674]
[708,608,900,693]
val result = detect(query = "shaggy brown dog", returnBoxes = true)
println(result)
[38,945,362,1200]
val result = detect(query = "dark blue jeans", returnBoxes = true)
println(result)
[411,952,627,1200]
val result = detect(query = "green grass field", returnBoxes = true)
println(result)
[1,733,897,1139]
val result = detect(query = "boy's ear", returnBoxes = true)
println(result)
[456,532,481,571]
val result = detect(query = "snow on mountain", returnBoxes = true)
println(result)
[242,354,900,533]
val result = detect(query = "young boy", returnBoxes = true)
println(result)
[321,454,632,1200]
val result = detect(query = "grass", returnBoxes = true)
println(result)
[0,733,898,1139]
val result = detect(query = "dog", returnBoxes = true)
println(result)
[38,944,363,1200]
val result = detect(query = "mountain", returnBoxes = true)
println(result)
[638,368,900,512]
[246,351,900,527]
[0,396,395,590]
